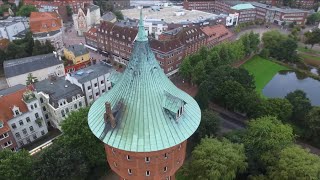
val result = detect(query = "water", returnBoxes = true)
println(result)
[263,71,320,106]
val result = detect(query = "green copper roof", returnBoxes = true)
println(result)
[231,3,255,10]
[88,10,201,152]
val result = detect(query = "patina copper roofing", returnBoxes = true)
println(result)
[88,10,201,152]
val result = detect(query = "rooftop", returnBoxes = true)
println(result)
[0,84,25,96]
[65,44,89,57]
[34,76,84,108]
[231,3,255,10]
[88,11,201,152]
[4,53,62,78]
[121,6,218,24]
[101,12,116,22]
[29,12,62,33]
[69,64,113,84]
[250,2,308,13]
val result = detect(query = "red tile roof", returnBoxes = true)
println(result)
[200,24,233,42]
[30,12,62,33]
[0,87,32,134]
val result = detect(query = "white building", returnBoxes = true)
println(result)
[2,86,49,148]
[73,4,101,36]
[144,18,168,39]
[3,53,65,87]
[65,64,113,105]
[34,76,86,130]
[0,16,29,41]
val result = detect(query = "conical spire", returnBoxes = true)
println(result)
[136,9,148,42]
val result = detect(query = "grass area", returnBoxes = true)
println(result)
[300,53,320,61]
[297,46,320,55]
[241,56,289,94]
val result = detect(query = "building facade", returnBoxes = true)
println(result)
[0,16,29,41]
[4,54,65,87]
[34,76,86,130]
[64,44,90,65]
[72,4,101,36]
[65,64,113,105]
[88,12,201,180]
[0,85,49,151]
[29,12,64,53]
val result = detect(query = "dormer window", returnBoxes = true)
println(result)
[163,92,185,120]
[12,106,21,117]
[0,121,3,128]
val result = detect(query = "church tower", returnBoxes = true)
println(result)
[88,10,201,180]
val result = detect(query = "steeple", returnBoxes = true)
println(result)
[136,9,148,42]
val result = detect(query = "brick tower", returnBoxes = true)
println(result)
[88,10,201,180]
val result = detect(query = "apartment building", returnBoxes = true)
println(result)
[34,76,86,130]
[0,85,49,150]
[65,64,113,105]
[0,16,29,41]
[201,24,234,48]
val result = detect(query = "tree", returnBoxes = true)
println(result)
[44,40,55,53]
[306,12,320,25]
[304,107,320,140]
[17,5,38,17]
[243,116,294,169]
[248,31,260,53]
[33,143,89,180]
[194,110,220,142]
[185,138,247,180]
[0,150,34,180]
[59,107,107,169]
[304,29,320,49]
[192,60,206,85]
[114,10,124,20]
[264,98,293,122]
[179,56,192,81]
[26,73,38,85]
[66,5,73,17]
[267,146,320,180]
[195,82,210,109]
[285,90,312,124]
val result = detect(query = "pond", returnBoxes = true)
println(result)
[262,71,320,106]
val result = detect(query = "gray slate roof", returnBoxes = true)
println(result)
[69,64,113,84]
[34,77,83,108]
[4,54,63,78]
[101,12,116,22]
[0,84,25,96]
[66,44,89,57]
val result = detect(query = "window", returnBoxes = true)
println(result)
[146,171,150,176]
[40,97,44,103]
[102,89,105,93]
[19,141,24,146]
[26,138,31,143]
[87,86,91,91]
[43,106,46,111]
[101,80,104,84]
[29,126,34,132]
[4,141,12,147]
[45,114,49,119]
[114,162,117,167]
[33,134,37,140]
[178,144,182,150]
[164,153,168,159]
[0,132,9,139]
[74,104,78,109]
[61,110,65,117]
[34,103,37,108]
[66,108,69,114]
[145,157,150,162]
[26,117,30,123]
[35,113,39,119]
[0,121,3,128]
[89,95,93,100]
[79,102,82,107]
[19,120,24,126]
[96,92,99,96]
[30,105,34,110]
[15,132,21,139]
[15,110,20,116]
[164,167,168,172]
[22,128,27,135]
[128,169,132,175]
[94,83,98,87]
[41,130,45,136]
[127,155,130,160]
[11,123,16,129]
[108,86,111,90]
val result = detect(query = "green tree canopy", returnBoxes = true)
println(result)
[26,73,38,85]
[17,5,38,17]
[285,90,312,124]
[304,107,320,141]
[179,56,192,81]
[0,150,34,180]
[243,116,294,167]
[304,29,320,49]
[185,138,247,180]
[194,110,220,142]
[267,146,320,180]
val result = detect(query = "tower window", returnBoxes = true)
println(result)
[128,169,132,175]
[164,166,168,172]
[178,144,182,150]
[146,171,150,176]
[164,153,168,159]
[145,157,150,162]
[112,148,115,154]
[114,162,117,167]
[127,155,130,160]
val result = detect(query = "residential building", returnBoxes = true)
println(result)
[84,27,98,50]
[101,12,117,23]
[201,24,234,48]
[72,4,101,36]
[4,53,65,87]
[144,19,168,39]
[64,44,90,65]
[243,0,315,9]
[0,16,29,41]
[87,12,201,180]
[34,76,86,130]
[65,64,113,105]
[0,85,48,150]
[29,12,64,53]
[183,0,216,13]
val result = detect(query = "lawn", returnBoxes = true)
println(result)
[241,56,289,94]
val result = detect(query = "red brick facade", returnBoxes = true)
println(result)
[105,141,187,180]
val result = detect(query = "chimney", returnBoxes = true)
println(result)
[104,102,116,128]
